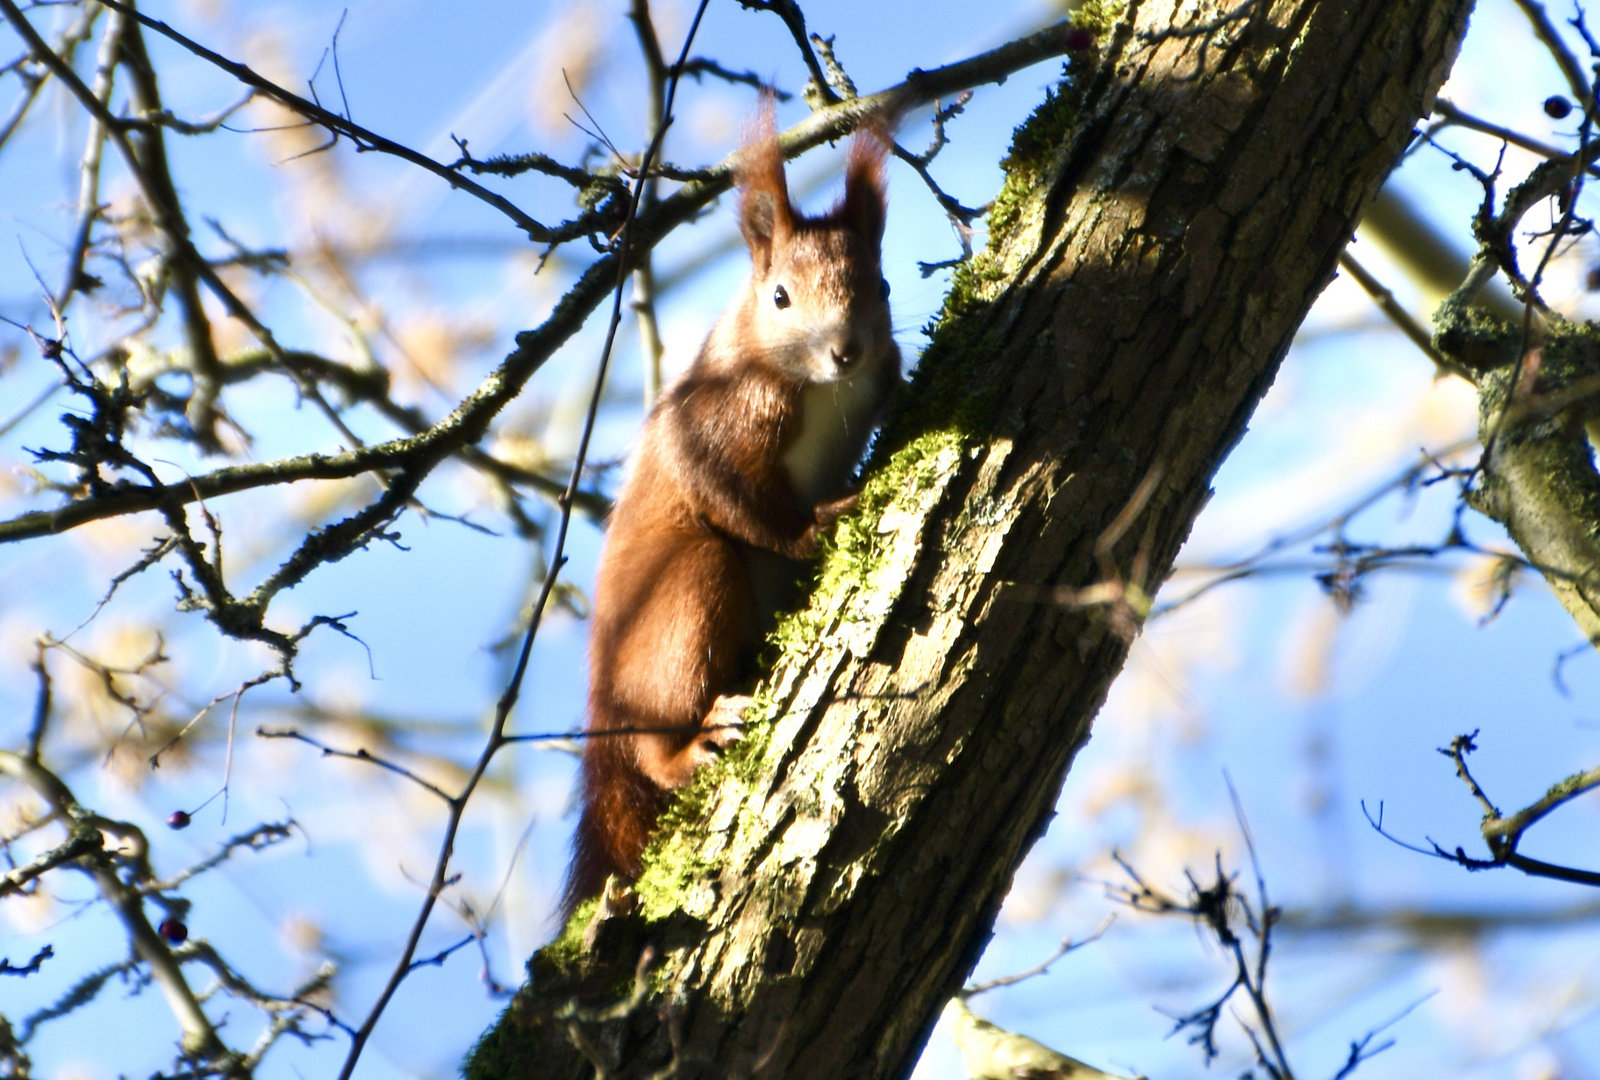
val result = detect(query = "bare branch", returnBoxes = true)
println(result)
[0,0,98,154]
[1433,97,1600,176]
[1364,777,1600,890]
[0,826,102,899]
[962,915,1114,997]
[137,820,297,895]
[18,955,140,1043]
[1337,250,1458,375]
[1510,0,1592,105]
[256,727,453,802]
[674,57,791,98]
[735,0,836,105]
[52,7,122,317]
[1486,761,1600,843]
[0,15,1090,578]
[0,945,54,977]
[0,750,237,1066]
[1,0,364,451]
[91,0,557,243]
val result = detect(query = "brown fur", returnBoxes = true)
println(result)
[563,105,901,915]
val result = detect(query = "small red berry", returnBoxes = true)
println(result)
[167,810,191,830]
[158,918,188,944]
[1545,95,1574,119]
[1064,27,1095,52]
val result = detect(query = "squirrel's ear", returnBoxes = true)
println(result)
[840,129,888,245]
[738,95,793,273]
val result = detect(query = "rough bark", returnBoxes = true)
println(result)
[468,0,1474,1076]
[1434,300,1600,650]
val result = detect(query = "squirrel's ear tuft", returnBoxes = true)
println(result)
[840,127,888,245]
[737,93,793,273]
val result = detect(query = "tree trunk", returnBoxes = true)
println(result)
[468,0,1473,1076]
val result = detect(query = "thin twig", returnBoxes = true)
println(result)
[962,915,1114,997]
[1363,793,1600,889]
[256,728,452,802]
[1,0,364,451]
[1433,98,1600,177]
[629,0,668,406]
[52,7,122,317]
[0,1,98,154]
[0,828,101,899]
[1510,0,1592,104]
[92,0,557,243]
[0,945,54,977]
[736,0,836,104]
[1337,250,1458,375]
[137,820,297,895]
[0,751,236,1066]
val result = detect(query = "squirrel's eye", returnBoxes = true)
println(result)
[880,277,891,300]
[773,284,790,309]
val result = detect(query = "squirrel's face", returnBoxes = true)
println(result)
[734,113,894,386]
[747,225,895,386]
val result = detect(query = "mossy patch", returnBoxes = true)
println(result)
[539,897,600,976]
[769,425,968,655]
[911,22,1099,439]
[633,713,771,921]
[1434,296,1600,421]
[1431,294,1522,376]
[928,84,1075,341]
[1543,768,1600,806]
[1435,297,1600,560]
[1073,0,1128,37]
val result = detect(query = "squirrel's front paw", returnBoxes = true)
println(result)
[700,693,754,753]
[816,492,860,528]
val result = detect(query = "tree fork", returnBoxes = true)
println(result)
[470,0,1473,1076]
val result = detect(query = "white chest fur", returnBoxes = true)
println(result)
[783,368,883,504]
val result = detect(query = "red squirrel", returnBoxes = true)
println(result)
[564,107,901,914]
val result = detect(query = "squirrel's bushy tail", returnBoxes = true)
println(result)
[559,738,670,920]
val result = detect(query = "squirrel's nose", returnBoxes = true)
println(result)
[830,347,855,369]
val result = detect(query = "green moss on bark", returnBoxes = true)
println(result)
[909,48,1092,439]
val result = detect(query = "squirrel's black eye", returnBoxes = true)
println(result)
[773,284,790,309]
[880,277,891,300]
